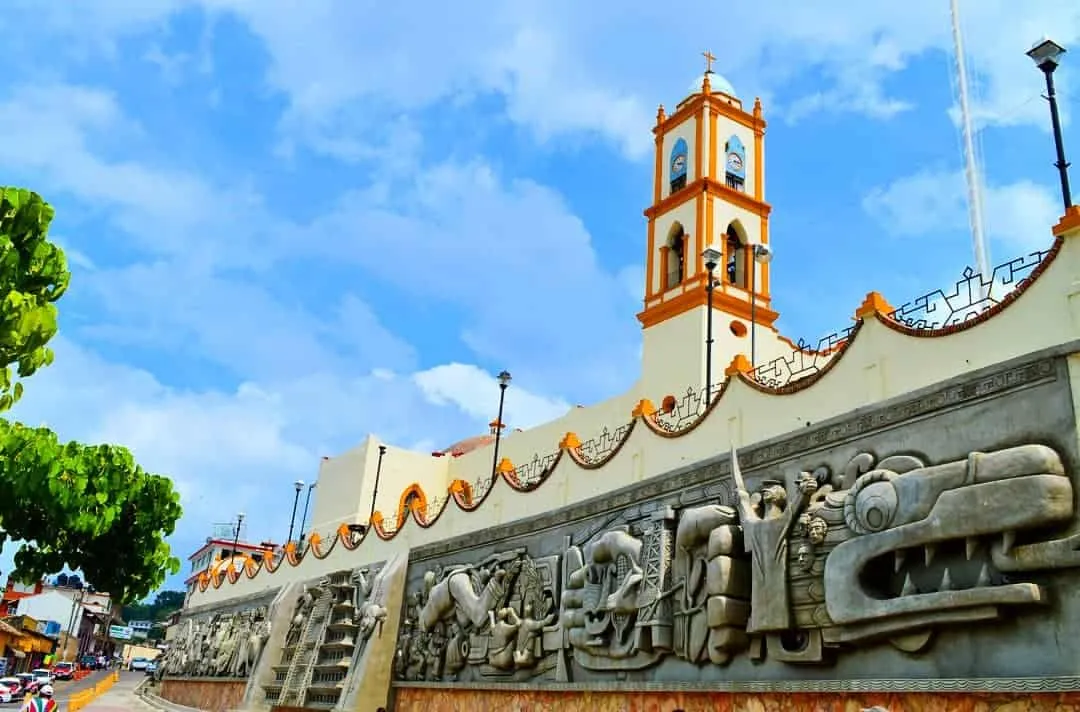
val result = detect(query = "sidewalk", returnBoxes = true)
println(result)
[80,673,154,712]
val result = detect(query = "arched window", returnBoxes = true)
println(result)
[666,224,686,289]
[725,223,746,287]
[724,135,746,192]
[669,138,689,194]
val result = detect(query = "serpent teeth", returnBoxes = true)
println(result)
[901,573,917,596]
[941,569,956,591]
[894,549,907,573]
[1002,530,1016,555]
[965,537,978,560]
[923,543,937,566]
[976,563,992,587]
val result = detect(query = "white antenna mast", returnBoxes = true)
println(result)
[949,0,992,284]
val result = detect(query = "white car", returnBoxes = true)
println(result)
[30,669,52,686]
[128,657,150,671]
[0,678,17,704]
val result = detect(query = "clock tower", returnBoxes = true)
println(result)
[637,55,782,400]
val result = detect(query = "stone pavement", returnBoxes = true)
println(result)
[79,673,157,712]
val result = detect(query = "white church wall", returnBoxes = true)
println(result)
[187,223,1080,608]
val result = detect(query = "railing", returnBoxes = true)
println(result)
[67,669,119,711]
[224,242,1061,569]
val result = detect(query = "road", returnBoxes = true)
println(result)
[2,671,152,709]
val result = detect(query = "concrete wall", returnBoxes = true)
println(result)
[394,350,1080,687]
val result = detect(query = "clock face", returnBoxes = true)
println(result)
[672,154,686,174]
[727,152,744,172]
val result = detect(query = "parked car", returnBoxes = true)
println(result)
[128,657,150,671]
[51,662,75,681]
[30,669,52,687]
[14,673,38,694]
[0,677,21,703]
[144,661,158,676]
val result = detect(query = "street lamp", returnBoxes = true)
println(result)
[231,512,245,571]
[1027,38,1072,211]
[287,480,304,547]
[749,243,774,367]
[702,244,723,404]
[299,482,316,544]
[367,444,387,525]
[491,370,512,477]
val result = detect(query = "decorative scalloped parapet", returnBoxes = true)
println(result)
[190,237,1068,592]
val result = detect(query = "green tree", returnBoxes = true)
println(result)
[0,187,183,604]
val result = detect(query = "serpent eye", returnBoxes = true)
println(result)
[843,470,899,535]
[855,481,898,532]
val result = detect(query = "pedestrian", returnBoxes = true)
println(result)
[21,684,57,712]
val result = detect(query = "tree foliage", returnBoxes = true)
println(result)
[121,589,185,623]
[0,187,183,604]
[0,187,68,411]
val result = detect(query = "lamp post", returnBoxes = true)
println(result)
[299,483,316,544]
[367,444,387,524]
[1027,38,1072,211]
[491,371,512,477]
[749,243,774,367]
[286,480,304,547]
[702,245,723,404]
[231,512,245,572]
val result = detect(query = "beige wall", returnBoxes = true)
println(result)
[186,223,1080,609]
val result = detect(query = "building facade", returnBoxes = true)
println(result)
[161,64,1080,712]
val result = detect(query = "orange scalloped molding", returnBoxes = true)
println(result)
[193,237,1063,591]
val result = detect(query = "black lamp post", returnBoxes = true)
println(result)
[492,370,512,477]
[231,512,245,567]
[749,243,774,367]
[702,245,723,404]
[1028,38,1072,211]
[367,444,387,524]
[299,483,316,544]
[286,480,304,547]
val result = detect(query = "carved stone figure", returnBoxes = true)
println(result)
[513,604,554,668]
[487,608,520,670]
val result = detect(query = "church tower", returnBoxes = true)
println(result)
[638,54,782,399]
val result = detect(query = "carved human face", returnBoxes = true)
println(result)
[808,518,828,544]
[762,485,787,508]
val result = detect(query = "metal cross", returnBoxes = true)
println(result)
[703,50,716,73]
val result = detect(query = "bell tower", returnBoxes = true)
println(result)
[638,53,781,399]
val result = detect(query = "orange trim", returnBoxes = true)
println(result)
[708,109,718,180]
[695,194,705,277]
[645,219,656,298]
[659,245,670,292]
[1052,205,1080,236]
[645,177,771,220]
[665,92,761,136]
[638,280,780,328]
[855,291,895,320]
[396,483,428,525]
[187,238,1063,592]
[694,105,704,183]
[653,132,664,205]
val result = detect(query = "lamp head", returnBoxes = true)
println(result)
[1028,37,1066,71]
[237,512,245,523]
[378,444,387,456]
[497,370,512,387]
[752,243,774,264]
[294,479,305,492]
[702,245,723,271]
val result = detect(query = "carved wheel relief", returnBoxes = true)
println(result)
[394,443,1080,681]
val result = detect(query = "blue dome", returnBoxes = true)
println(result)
[690,71,737,99]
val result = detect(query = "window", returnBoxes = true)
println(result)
[666,224,686,289]
[669,138,689,194]
[725,174,745,192]
[724,135,746,193]
[725,223,746,287]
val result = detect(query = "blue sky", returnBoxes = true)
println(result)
[0,1,1076,595]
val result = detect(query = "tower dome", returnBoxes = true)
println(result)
[689,70,737,99]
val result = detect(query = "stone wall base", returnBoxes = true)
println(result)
[393,687,1080,711]
[159,678,247,712]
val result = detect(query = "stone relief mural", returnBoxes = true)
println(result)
[160,605,272,678]
[394,442,1080,682]
[264,564,390,709]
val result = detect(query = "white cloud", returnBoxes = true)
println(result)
[7,2,1077,158]
[861,168,1061,250]
[414,363,571,430]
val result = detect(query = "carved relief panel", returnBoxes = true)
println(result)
[393,356,1080,685]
